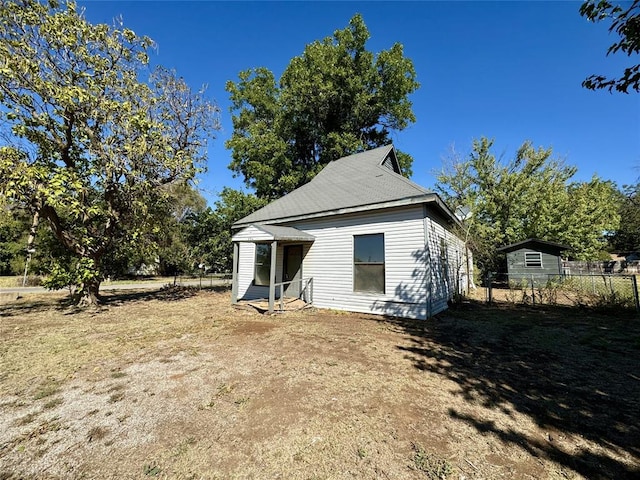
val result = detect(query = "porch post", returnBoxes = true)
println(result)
[268,240,278,313]
[231,241,239,304]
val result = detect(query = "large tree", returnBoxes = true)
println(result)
[154,182,207,277]
[0,0,219,304]
[580,0,640,93]
[0,200,29,275]
[226,14,419,200]
[609,182,640,251]
[186,188,266,273]
[434,138,621,272]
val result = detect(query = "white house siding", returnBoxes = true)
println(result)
[235,241,286,301]
[292,206,429,319]
[444,230,466,294]
[232,225,273,242]
[422,208,469,316]
[234,205,468,320]
[236,242,257,300]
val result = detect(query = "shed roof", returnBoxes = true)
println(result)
[234,145,457,228]
[497,238,570,254]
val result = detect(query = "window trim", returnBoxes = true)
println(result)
[254,243,272,286]
[524,251,543,268]
[353,233,385,294]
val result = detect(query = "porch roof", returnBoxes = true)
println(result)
[231,224,316,243]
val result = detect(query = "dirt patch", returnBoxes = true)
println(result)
[1,288,639,479]
[231,319,277,336]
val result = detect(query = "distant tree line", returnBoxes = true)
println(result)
[4,135,637,281]
[433,137,638,276]
[1,1,638,304]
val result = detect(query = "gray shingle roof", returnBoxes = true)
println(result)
[234,145,452,228]
[251,225,316,242]
[497,238,570,253]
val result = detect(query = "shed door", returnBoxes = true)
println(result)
[283,245,303,297]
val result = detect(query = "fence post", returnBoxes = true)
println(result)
[610,276,615,296]
[486,272,493,304]
[632,275,640,314]
[531,275,535,305]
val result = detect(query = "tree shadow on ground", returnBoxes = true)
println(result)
[377,300,640,479]
[0,285,231,317]
[101,284,230,306]
[0,295,72,317]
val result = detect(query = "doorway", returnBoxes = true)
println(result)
[283,245,303,297]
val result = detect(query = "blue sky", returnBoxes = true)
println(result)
[79,1,640,206]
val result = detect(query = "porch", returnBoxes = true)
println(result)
[235,277,314,314]
[231,224,315,313]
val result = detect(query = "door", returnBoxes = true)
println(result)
[283,245,303,297]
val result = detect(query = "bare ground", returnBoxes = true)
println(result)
[0,287,639,479]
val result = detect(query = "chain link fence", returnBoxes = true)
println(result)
[169,272,232,289]
[484,272,640,313]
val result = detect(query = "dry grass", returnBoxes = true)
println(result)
[1,287,639,479]
[0,276,19,288]
[0,276,43,288]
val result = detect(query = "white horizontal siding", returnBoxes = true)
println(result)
[232,225,272,242]
[236,241,286,301]
[445,229,468,295]
[423,208,471,316]
[294,207,428,319]
[237,242,260,300]
[233,204,468,320]
[424,210,450,316]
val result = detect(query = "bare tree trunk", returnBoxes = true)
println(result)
[78,278,101,306]
[77,254,103,307]
[22,210,40,287]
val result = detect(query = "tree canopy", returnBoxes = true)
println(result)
[152,182,207,277]
[226,14,419,200]
[608,182,640,251]
[0,0,220,304]
[434,138,621,272]
[0,200,29,276]
[580,0,640,93]
[186,188,267,274]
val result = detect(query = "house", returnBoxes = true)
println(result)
[497,238,569,282]
[230,145,471,320]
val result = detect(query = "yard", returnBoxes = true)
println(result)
[1,287,639,479]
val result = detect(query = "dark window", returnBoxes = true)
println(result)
[524,252,543,268]
[354,234,385,293]
[254,244,271,286]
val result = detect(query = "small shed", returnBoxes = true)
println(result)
[497,238,569,282]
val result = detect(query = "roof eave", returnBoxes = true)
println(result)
[497,238,571,253]
[233,193,459,229]
[232,224,316,242]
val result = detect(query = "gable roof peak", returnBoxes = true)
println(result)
[233,144,451,228]
[497,238,570,253]
[320,144,398,172]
